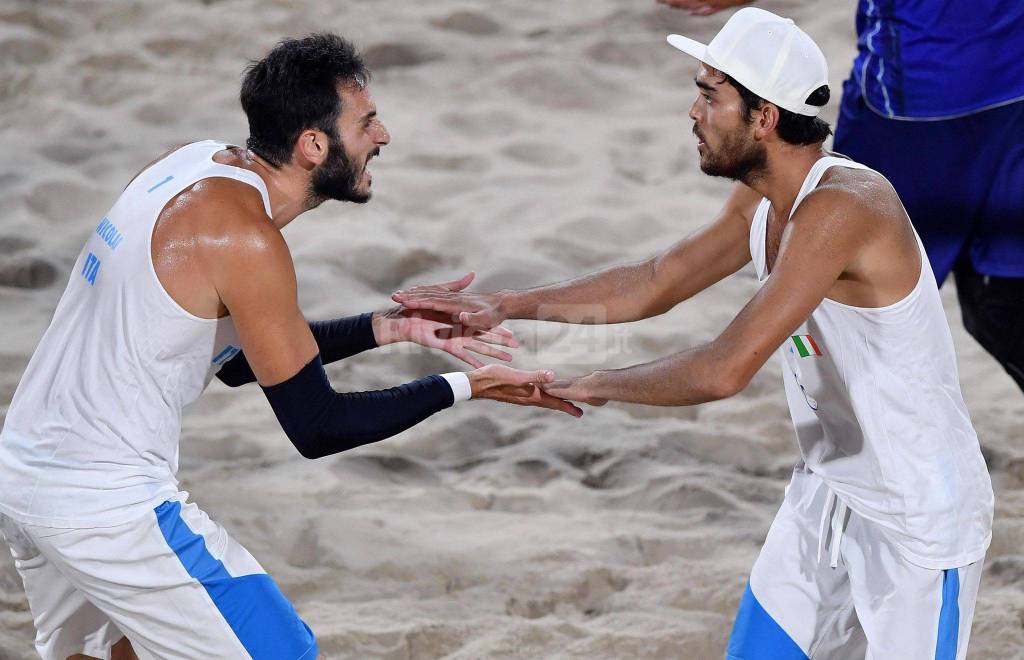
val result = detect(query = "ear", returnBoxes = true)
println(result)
[294,129,329,168]
[753,103,780,140]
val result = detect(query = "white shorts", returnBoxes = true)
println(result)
[727,469,983,659]
[0,493,318,660]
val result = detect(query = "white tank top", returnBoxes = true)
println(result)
[750,156,993,569]
[0,141,270,527]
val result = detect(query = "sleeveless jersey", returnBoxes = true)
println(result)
[0,141,270,527]
[750,156,993,568]
[850,0,1024,120]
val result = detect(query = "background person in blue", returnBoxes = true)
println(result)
[659,0,1024,391]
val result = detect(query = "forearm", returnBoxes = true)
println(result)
[217,313,379,387]
[500,260,659,324]
[262,354,470,459]
[584,343,742,406]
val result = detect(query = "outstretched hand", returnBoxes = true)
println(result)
[392,271,506,329]
[655,0,753,16]
[468,364,584,418]
[376,305,519,369]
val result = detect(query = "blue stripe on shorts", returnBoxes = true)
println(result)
[727,582,809,659]
[935,568,960,660]
[155,500,318,660]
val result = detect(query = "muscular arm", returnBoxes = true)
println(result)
[394,183,760,325]
[547,187,873,405]
[207,208,462,457]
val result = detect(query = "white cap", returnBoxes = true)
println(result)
[666,7,829,117]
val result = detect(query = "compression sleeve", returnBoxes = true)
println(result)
[261,354,462,459]
[216,313,377,387]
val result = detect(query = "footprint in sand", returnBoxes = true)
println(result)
[582,454,653,490]
[440,109,520,139]
[143,37,217,60]
[585,39,661,69]
[514,458,560,487]
[0,235,35,255]
[331,453,441,486]
[37,139,109,166]
[531,235,617,270]
[0,69,32,107]
[502,64,612,111]
[614,475,738,514]
[341,243,449,293]
[78,52,148,72]
[362,43,441,70]
[406,153,490,173]
[0,256,57,289]
[0,8,74,38]
[573,568,629,615]
[285,520,320,569]
[431,10,501,36]
[505,594,557,619]
[25,180,109,224]
[135,102,181,126]
[0,36,53,65]
[402,414,505,466]
[501,141,579,169]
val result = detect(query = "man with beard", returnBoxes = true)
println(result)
[0,34,580,660]
[392,9,993,658]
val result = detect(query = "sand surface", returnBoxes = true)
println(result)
[1,1,1023,658]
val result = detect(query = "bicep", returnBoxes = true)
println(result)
[647,184,759,311]
[212,224,317,386]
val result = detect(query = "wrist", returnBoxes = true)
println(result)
[467,369,484,398]
[371,310,405,346]
[582,370,608,399]
[496,289,523,320]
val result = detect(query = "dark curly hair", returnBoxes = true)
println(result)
[724,75,832,146]
[240,33,370,167]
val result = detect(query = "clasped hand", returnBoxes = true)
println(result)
[392,272,607,413]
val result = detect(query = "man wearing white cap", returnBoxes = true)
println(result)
[392,8,993,658]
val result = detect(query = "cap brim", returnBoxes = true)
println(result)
[666,34,709,63]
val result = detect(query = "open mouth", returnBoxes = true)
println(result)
[363,153,376,183]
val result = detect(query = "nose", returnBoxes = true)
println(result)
[376,122,391,146]
[688,96,701,122]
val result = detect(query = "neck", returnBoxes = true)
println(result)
[230,149,313,229]
[744,143,827,219]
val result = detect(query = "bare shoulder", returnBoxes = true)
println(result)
[792,166,902,238]
[162,177,289,271]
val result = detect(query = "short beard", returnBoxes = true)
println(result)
[699,131,767,185]
[304,132,369,209]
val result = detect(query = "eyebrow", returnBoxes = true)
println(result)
[694,77,717,93]
[360,109,377,124]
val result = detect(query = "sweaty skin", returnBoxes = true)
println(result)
[143,85,579,418]
[393,64,922,407]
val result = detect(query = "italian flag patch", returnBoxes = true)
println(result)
[791,334,822,358]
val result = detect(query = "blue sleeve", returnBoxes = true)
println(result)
[261,354,455,459]
[216,313,377,387]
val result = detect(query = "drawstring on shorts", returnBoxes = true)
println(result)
[817,489,849,569]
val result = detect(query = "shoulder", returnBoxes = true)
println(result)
[171,178,289,269]
[792,166,898,238]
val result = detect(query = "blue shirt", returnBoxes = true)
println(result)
[852,0,1024,120]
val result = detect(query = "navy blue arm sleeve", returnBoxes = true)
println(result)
[216,312,378,387]
[261,354,454,459]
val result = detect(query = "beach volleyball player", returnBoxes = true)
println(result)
[0,35,580,660]
[393,9,993,658]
